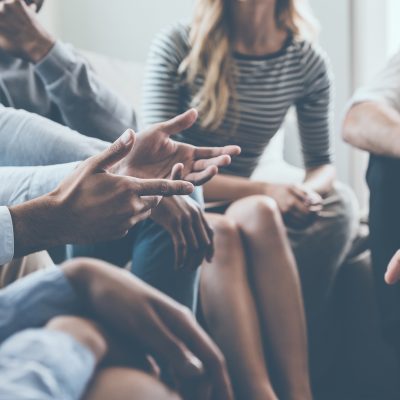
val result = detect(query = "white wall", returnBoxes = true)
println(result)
[47,0,194,63]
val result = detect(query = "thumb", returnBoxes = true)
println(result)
[170,163,184,180]
[385,250,400,285]
[88,130,135,172]
[162,109,198,136]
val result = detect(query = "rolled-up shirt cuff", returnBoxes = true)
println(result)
[0,206,14,265]
[35,41,77,85]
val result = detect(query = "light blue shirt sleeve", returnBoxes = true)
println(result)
[0,267,80,344]
[0,163,78,206]
[0,206,14,265]
[0,105,108,167]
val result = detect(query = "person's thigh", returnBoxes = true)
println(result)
[0,328,95,400]
[367,155,400,343]
[130,218,199,310]
[131,187,205,310]
[68,226,138,268]
[287,182,358,321]
[84,367,181,400]
[70,188,204,310]
[0,251,54,289]
[287,183,358,378]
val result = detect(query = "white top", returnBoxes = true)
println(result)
[350,49,400,110]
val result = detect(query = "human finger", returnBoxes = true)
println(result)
[136,179,194,196]
[194,145,241,159]
[385,250,400,284]
[160,109,198,136]
[184,166,219,186]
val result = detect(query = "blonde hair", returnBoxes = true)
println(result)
[179,0,319,131]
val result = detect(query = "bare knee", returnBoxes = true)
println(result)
[207,214,240,246]
[85,367,181,400]
[227,195,281,231]
[46,316,107,362]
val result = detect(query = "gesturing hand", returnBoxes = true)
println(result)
[115,109,241,185]
[63,258,234,400]
[51,130,194,244]
[151,195,214,270]
[10,131,194,256]
[0,0,55,63]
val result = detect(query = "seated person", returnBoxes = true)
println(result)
[0,0,241,309]
[0,261,233,399]
[342,45,400,359]
[141,0,358,397]
[0,133,233,399]
[0,109,239,286]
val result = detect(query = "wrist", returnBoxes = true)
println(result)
[255,181,272,196]
[9,193,64,257]
[24,34,55,63]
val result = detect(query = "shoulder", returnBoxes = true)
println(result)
[292,40,331,75]
[289,40,332,90]
[149,22,191,66]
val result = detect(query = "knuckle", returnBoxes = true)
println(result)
[178,305,194,320]
[157,181,168,195]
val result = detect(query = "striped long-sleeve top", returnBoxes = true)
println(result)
[142,23,333,178]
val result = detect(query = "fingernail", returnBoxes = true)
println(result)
[185,356,204,376]
[120,130,133,145]
[184,182,194,192]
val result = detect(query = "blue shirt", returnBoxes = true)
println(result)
[0,267,80,343]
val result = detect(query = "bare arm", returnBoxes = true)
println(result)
[203,163,334,203]
[303,164,335,196]
[203,174,265,203]
[343,101,400,157]
[8,132,193,259]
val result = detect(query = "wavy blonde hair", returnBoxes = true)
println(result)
[179,0,319,131]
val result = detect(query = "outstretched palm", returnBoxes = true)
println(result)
[116,109,241,185]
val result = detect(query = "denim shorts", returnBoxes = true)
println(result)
[0,328,95,400]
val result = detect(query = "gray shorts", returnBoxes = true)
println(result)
[0,328,95,400]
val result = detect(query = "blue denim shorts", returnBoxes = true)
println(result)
[0,328,95,400]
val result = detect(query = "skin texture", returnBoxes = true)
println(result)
[151,195,214,270]
[385,250,400,285]
[62,258,234,400]
[343,101,400,158]
[117,109,240,268]
[9,131,194,257]
[8,109,240,257]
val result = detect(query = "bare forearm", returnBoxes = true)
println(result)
[203,174,265,202]
[303,164,335,196]
[343,102,400,157]
[8,194,66,258]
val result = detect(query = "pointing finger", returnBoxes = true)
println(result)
[136,179,194,196]
[161,109,198,136]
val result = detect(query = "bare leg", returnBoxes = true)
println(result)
[226,195,312,400]
[84,367,181,400]
[200,213,278,400]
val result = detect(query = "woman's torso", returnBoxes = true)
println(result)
[142,23,332,178]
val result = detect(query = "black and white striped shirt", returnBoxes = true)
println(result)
[142,23,333,178]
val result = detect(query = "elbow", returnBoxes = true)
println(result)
[342,108,358,146]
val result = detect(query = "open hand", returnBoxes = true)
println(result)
[115,109,241,185]
[10,131,194,256]
[151,195,214,270]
